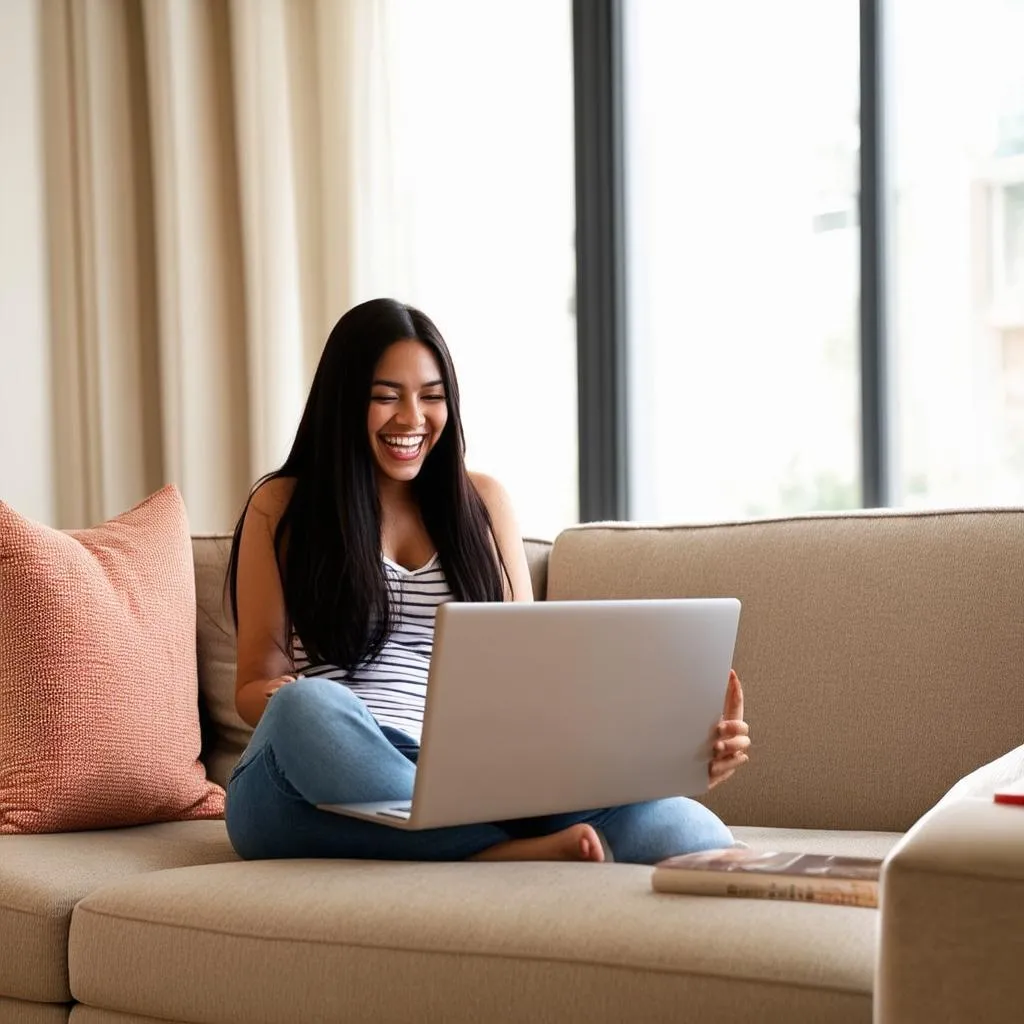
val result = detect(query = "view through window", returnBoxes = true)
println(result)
[624,0,862,522]
[889,0,1024,506]
[375,2,1024,528]
[380,0,577,539]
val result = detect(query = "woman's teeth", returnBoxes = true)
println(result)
[382,435,425,458]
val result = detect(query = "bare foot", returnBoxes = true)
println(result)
[471,823,605,863]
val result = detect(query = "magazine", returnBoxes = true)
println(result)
[651,848,881,908]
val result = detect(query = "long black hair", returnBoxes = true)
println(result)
[227,298,508,670]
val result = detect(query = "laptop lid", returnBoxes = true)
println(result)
[407,598,740,829]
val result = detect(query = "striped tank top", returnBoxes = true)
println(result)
[291,554,451,744]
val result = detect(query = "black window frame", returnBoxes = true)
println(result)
[573,0,630,522]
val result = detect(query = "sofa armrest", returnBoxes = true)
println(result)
[876,798,1024,1024]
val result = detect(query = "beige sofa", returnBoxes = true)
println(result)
[2,509,1023,1024]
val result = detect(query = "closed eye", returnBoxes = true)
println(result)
[370,391,445,404]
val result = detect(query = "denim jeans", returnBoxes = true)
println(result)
[225,677,734,863]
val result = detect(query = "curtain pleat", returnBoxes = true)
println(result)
[143,0,250,532]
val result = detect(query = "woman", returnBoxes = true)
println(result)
[225,298,750,863]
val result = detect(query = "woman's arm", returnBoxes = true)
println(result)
[469,472,535,602]
[234,476,299,727]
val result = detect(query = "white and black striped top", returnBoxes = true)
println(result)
[291,554,451,744]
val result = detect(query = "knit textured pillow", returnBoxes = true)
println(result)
[0,486,225,833]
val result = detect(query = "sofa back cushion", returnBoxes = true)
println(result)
[193,536,554,788]
[547,510,1024,833]
[192,536,247,790]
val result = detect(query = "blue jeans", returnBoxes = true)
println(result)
[225,677,734,863]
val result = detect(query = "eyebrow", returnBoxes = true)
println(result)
[371,378,445,390]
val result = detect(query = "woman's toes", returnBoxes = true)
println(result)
[575,824,605,863]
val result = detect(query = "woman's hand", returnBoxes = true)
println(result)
[235,674,299,728]
[708,669,750,790]
[266,674,298,697]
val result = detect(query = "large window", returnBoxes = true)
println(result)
[576,0,1024,523]
[356,2,1024,528]
[380,0,577,539]
[889,0,1024,505]
[623,1,861,521]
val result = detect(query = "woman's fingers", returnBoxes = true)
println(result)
[722,670,744,722]
[709,751,749,778]
[718,719,750,738]
[708,755,748,789]
[706,680,752,789]
[713,735,751,756]
[266,674,298,697]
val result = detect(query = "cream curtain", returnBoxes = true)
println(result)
[38,0,397,532]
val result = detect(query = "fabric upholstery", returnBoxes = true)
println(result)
[70,858,875,1024]
[733,826,901,860]
[521,538,551,600]
[0,487,224,834]
[69,1013,157,1024]
[191,536,248,791]
[0,998,69,1024]
[69,1013,154,1024]
[193,534,554,789]
[0,821,235,1004]
[876,798,1024,1024]
[547,510,1024,833]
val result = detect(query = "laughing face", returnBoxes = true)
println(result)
[367,338,449,485]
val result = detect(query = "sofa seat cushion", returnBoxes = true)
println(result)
[70,851,883,1024]
[0,821,236,1004]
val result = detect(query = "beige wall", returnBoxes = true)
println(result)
[0,0,54,524]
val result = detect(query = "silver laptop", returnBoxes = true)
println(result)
[317,598,740,829]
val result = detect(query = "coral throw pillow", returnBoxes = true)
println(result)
[0,486,225,833]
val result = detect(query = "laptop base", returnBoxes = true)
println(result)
[317,800,418,828]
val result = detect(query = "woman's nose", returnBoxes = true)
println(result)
[395,398,425,427]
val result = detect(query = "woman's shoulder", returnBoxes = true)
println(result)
[247,475,297,527]
[468,471,518,526]
[468,470,510,506]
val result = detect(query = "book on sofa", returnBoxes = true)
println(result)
[651,848,881,908]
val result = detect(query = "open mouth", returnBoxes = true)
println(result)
[379,434,427,461]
